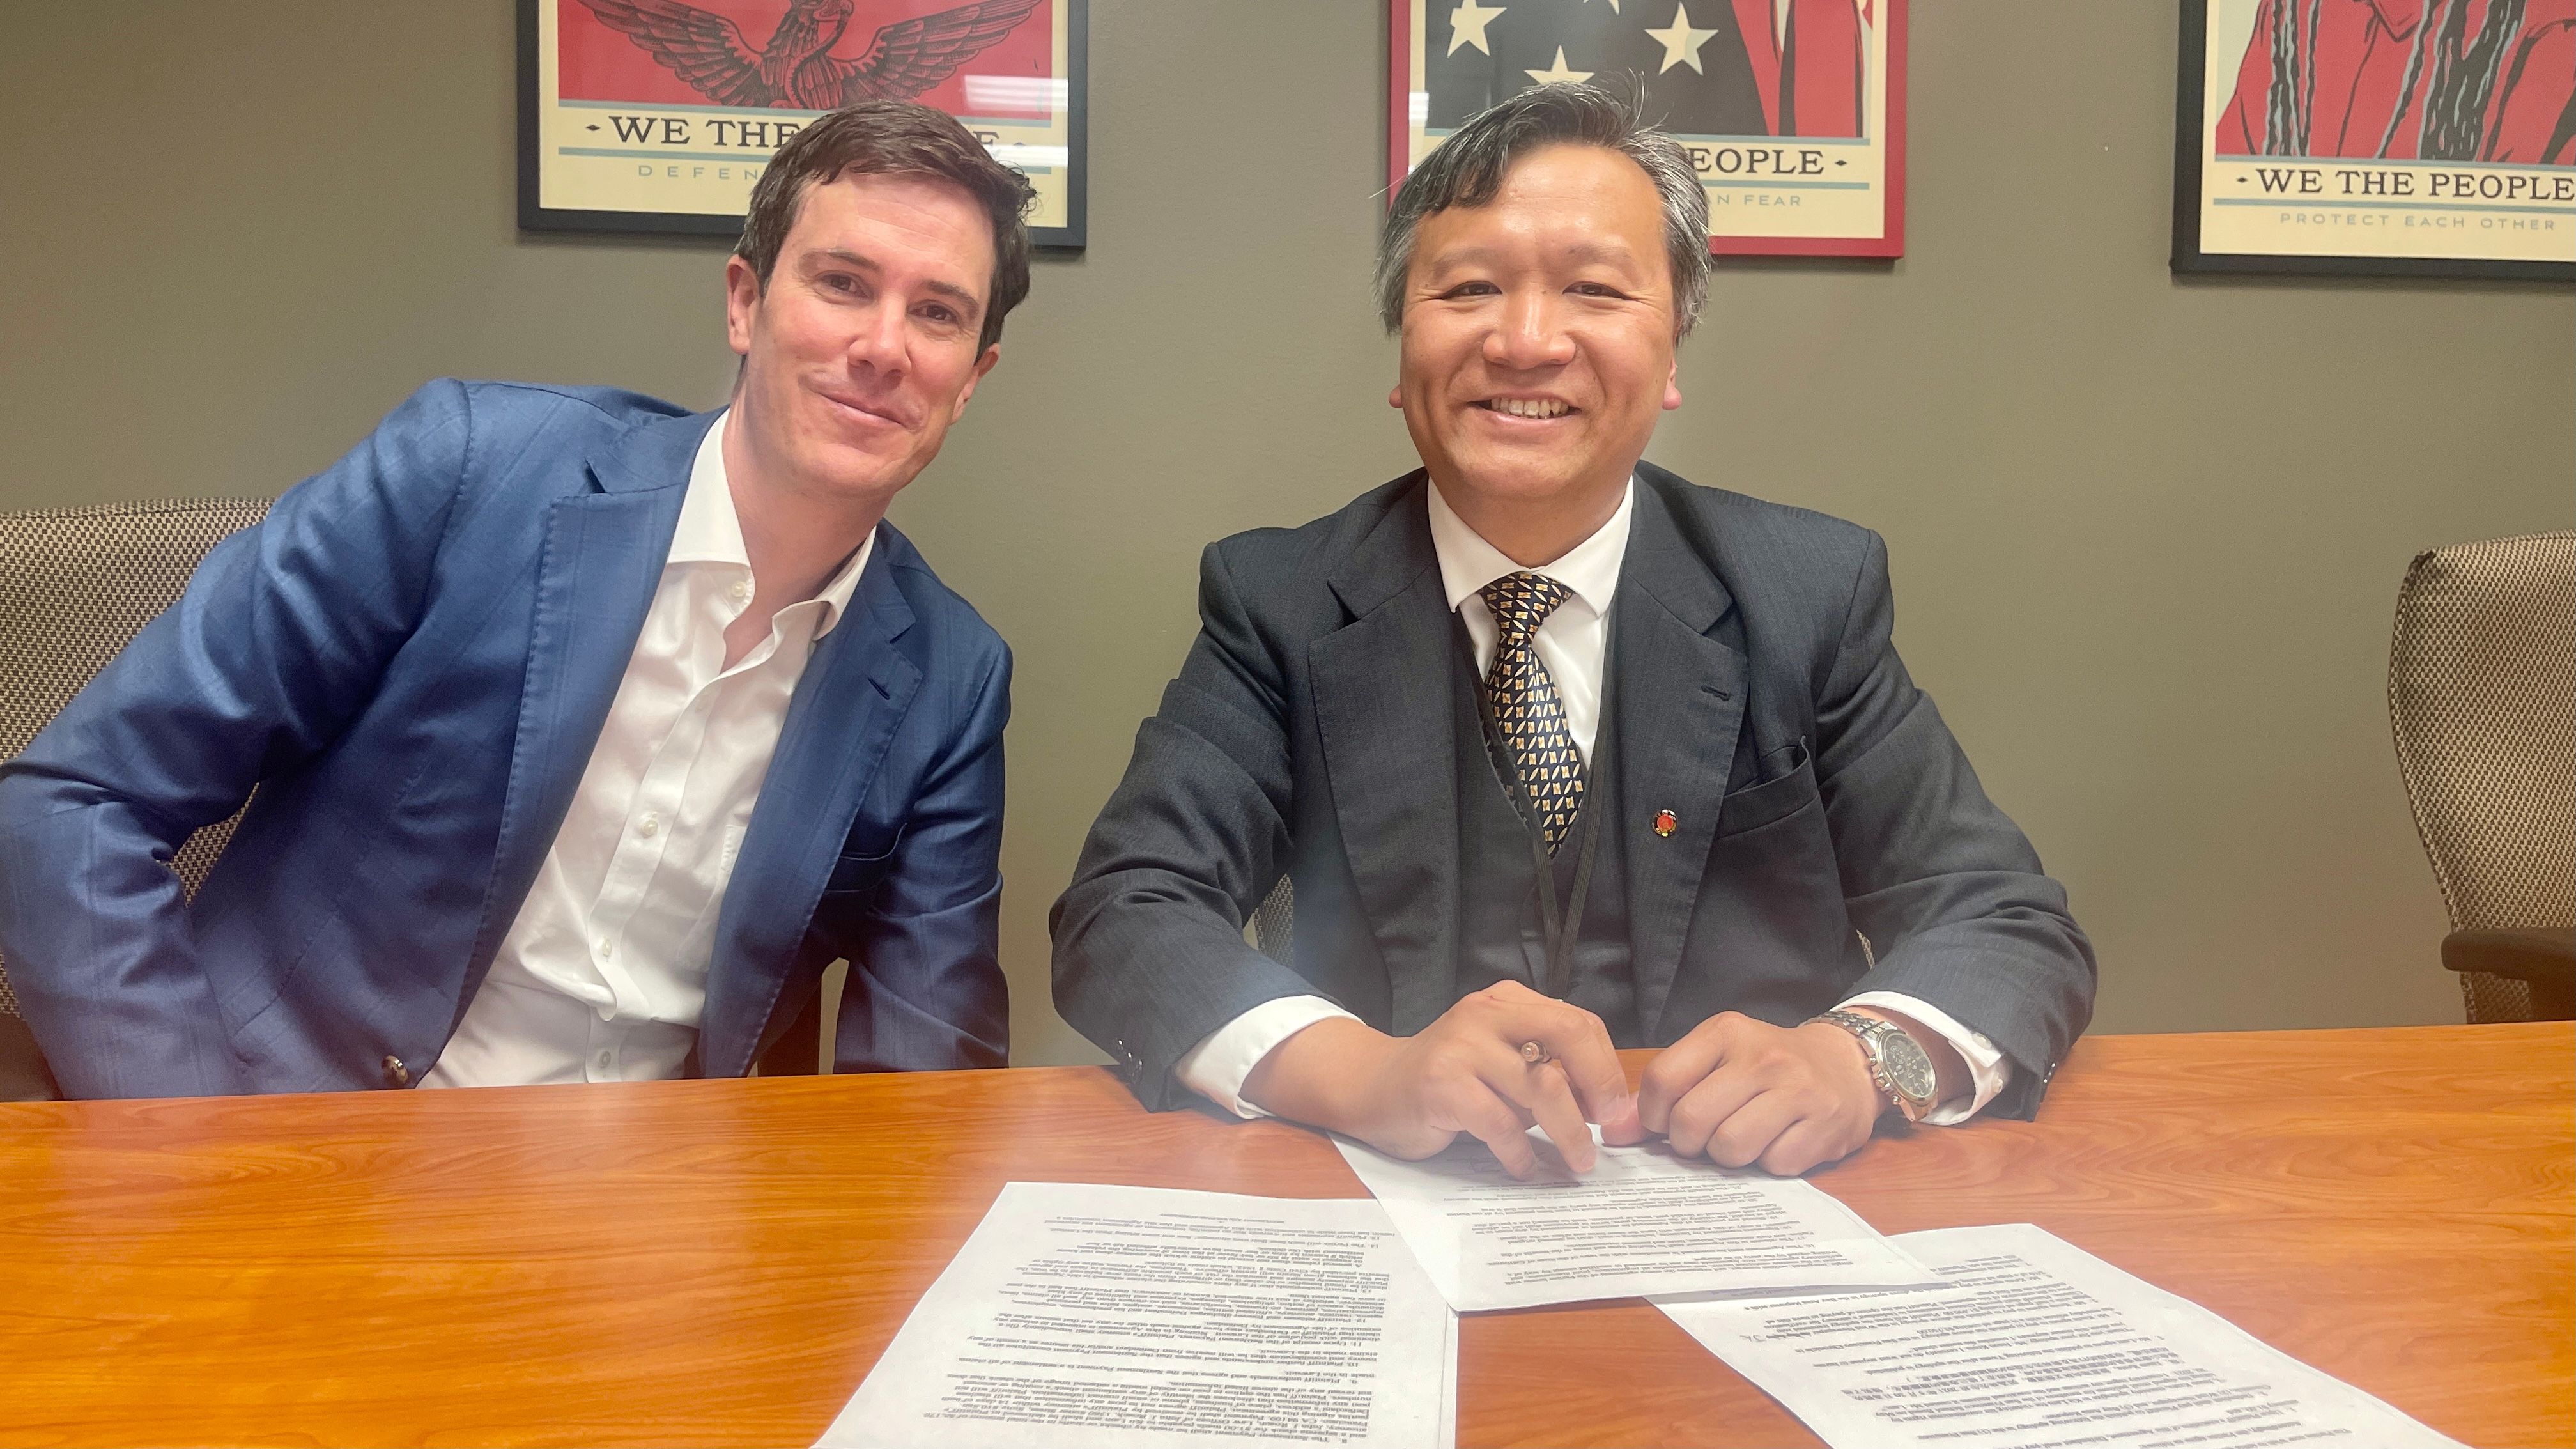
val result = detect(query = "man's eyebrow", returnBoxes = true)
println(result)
[805,245,883,274]
[804,247,983,318]
[916,277,984,318]
[1554,240,1642,267]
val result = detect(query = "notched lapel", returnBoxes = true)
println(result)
[1312,482,1460,1035]
[464,408,713,1012]
[1614,486,1747,1040]
[470,479,688,985]
[700,543,921,1074]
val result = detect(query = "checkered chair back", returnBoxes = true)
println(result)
[2387,532,2576,1023]
[0,499,270,1019]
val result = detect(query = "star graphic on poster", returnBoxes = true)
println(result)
[1525,46,1593,85]
[1447,0,1506,56]
[1644,3,1718,73]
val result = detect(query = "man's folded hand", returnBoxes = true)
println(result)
[1244,981,1643,1178]
[1638,1011,1890,1177]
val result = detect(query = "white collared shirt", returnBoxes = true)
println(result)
[1174,477,2012,1124]
[422,412,872,1089]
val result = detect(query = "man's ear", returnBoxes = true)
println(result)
[1662,357,1682,412]
[1388,382,1404,408]
[949,345,1002,422]
[723,254,762,359]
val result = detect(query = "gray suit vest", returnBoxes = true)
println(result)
[1448,629,1642,1045]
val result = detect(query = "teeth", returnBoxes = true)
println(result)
[1491,398,1570,419]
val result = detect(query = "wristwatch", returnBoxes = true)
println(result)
[1809,1009,1937,1123]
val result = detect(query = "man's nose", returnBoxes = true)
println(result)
[846,300,908,377]
[1485,288,1575,370]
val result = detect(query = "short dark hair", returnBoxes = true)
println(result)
[1377,83,1710,339]
[734,100,1036,353]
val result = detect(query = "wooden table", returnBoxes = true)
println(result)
[1,1023,2566,1447]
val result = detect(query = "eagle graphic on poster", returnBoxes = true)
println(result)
[576,0,1044,110]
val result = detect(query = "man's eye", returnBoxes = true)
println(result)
[1442,281,1500,298]
[821,274,860,294]
[920,305,958,324]
[1571,283,1629,298]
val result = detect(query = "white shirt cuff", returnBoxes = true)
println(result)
[1173,995,1361,1120]
[1837,991,2014,1126]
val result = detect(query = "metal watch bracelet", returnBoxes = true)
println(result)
[1809,1009,1936,1124]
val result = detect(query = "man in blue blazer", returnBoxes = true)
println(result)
[0,103,1026,1097]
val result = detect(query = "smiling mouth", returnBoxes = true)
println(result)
[1476,398,1576,419]
[819,390,909,428]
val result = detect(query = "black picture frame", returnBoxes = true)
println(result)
[2170,1,2572,282]
[517,0,1087,249]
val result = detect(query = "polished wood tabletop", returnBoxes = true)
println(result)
[0,1021,2566,1448]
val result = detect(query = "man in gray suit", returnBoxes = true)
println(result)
[1053,84,2094,1179]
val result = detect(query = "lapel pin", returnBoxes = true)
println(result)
[1652,809,1679,837]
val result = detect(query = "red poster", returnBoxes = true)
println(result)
[521,0,1086,244]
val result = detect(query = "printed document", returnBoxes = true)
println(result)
[816,1181,1455,1449]
[1334,1129,1938,1312]
[1655,1222,2464,1449]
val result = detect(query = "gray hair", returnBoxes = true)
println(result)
[1377,82,1711,339]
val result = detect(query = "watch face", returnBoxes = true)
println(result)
[1881,1029,1937,1103]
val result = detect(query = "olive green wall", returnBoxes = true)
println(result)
[4,3,2568,1067]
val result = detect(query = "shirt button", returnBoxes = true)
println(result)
[729,578,752,603]
[596,938,613,959]
[637,812,660,837]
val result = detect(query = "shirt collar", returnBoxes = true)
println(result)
[1425,474,1635,620]
[670,409,874,638]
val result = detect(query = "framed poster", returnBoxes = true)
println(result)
[2173,0,2574,280]
[519,0,1086,247]
[1389,0,1906,258]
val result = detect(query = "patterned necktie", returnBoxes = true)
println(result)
[1477,571,1586,852]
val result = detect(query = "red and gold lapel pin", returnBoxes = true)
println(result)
[1652,809,1679,837]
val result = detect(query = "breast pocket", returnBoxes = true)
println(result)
[1698,738,1858,1006]
[821,823,906,899]
[1713,739,1817,839]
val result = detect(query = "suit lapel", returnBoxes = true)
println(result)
[468,408,713,991]
[698,538,920,1075]
[1312,476,1462,1035]
[1613,479,1747,1039]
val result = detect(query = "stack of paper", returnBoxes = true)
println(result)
[1654,1223,2466,1449]
[1333,1130,1938,1311]
[818,1182,1456,1449]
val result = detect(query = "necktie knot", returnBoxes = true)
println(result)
[1478,571,1573,647]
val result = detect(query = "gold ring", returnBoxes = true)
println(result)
[1518,1040,1553,1066]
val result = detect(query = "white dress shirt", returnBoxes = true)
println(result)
[1175,477,2012,1124]
[422,412,872,1089]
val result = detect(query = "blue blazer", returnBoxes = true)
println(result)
[0,380,1012,1097]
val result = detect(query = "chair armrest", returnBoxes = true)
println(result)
[2442,928,2576,989]
[0,1012,63,1102]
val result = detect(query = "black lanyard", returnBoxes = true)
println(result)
[1471,655,1605,1001]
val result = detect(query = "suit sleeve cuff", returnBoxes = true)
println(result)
[1173,995,1361,1120]
[1837,990,2014,1126]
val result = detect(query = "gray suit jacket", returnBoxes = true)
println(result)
[1051,465,2094,1116]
